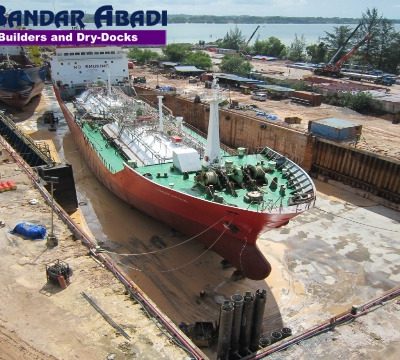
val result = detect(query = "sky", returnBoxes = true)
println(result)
[5,1,400,19]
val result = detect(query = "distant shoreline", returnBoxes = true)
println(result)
[166,15,400,24]
[82,14,400,25]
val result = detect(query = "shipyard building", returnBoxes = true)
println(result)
[50,46,129,86]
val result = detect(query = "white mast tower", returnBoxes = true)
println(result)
[203,77,221,167]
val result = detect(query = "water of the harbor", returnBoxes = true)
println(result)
[50,23,400,45]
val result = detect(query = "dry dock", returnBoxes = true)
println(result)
[2,83,400,359]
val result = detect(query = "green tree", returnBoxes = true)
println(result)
[323,25,354,62]
[162,44,191,62]
[182,51,212,70]
[219,54,252,76]
[287,34,306,61]
[306,42,328,63]
[375,19,397,71]
[27,46,42,65]
[252,36,286,57]
[127,48,159,65]
[339,92,373,112]
[218,26,246,50]
[359,8,382,65]
[384,32,400,73]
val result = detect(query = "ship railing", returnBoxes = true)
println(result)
[258,200,315,214]
[126,128,164,165]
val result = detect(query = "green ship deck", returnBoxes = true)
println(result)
[80,119,314,213]
[136,158,291,210]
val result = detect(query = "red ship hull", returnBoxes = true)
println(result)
[55,86,300,280]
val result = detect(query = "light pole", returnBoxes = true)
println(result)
[44,176,59,248]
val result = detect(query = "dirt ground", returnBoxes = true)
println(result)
[0,150,188,360]
[134,60,400,160]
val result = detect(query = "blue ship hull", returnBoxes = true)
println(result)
[0,65,47,108]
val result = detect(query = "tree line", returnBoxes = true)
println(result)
[215,8,400,74]
[127,45,213,70]
[128,8,400,75]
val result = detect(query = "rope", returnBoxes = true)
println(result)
[314,206,399,232]
[102,215,228,256]
[117,221,231,274]
[160,224,229,273]
[238,238,248,272]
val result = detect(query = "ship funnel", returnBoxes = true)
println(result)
[157,96,164,133]
[203,77,221,167]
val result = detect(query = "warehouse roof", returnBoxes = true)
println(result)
[257,84,294,92]
[161,61,179,67]
[215,73,261,84]
[174,66,205,73]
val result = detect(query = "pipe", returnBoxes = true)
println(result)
[270,330,282,344]
[239,291,255,355]
[259,336,271,348]
[217,301,234,360]
[0,135,206,360]
[230,293,244,357]
[281,327,292,339]
[250,289,267,351]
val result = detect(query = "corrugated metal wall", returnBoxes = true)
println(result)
[312,139,400,203]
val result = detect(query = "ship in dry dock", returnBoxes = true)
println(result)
[0,46,47,108]
[50,46,316,280]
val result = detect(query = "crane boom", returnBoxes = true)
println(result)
[239,25,260,57]
[334,33,371,69]
[328,23,362,64]
[246,25,260,47]
[315,30,371,77]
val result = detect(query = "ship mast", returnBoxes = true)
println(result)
[157,95,164,132]
[203,77,221,167]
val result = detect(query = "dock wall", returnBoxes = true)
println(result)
[312,139,400,204]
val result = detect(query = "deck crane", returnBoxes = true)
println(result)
[314,24,371,77]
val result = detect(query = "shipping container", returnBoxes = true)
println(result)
[309,118,362,141]
[292,91,322,106]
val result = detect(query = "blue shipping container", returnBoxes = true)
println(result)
[310,118,362,141]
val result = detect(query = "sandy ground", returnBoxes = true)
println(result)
[135,61,400,160]
[2,84,399,359]
[0,151,188,359]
